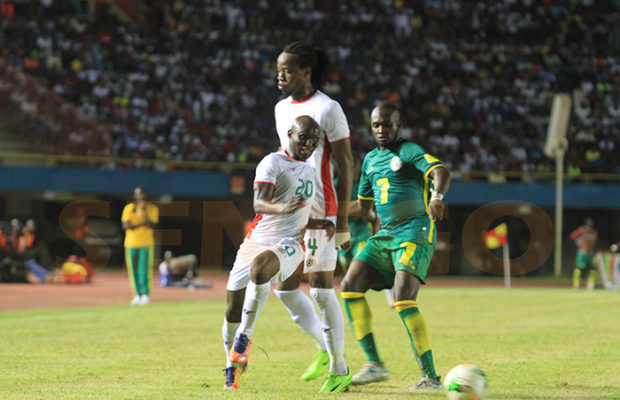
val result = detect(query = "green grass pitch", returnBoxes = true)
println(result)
[1,287,619,399]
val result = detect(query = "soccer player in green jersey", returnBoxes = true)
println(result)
[341,102,450,391]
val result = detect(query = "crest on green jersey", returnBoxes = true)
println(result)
[390,156,402,171]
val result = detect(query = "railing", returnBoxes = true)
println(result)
[0,151,618,184]
[454,170,620,184]
[0,151,257,172]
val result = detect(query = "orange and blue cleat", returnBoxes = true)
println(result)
[223,363,247,389]
[229,333,252,364]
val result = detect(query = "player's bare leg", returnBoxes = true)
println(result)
[341,260,390,385]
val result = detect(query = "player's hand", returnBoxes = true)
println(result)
[366,207,375,222]
[324,220,336,241]
[428,200,448,221]
[335,217,351,250]
[135,202,146,217]
[283,195,306,213]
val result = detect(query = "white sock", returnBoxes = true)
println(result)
[310,287,347,375]
[222,318,240,368]
[236,281,271,339]
[274,288,326,351]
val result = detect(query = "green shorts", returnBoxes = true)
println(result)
[353,236,435,291]
[338,240,368,268]
[575,251,596,270]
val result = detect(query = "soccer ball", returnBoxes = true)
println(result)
[444,364,488,400]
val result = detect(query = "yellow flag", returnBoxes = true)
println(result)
[483,223,508,249]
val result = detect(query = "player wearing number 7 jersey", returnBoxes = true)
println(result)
[341,102,450,391]
[222,116,322,390]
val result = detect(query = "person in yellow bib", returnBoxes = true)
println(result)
[122,186,159,305]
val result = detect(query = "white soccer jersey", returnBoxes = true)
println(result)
[247,150,315,245]
[274,90,350,219]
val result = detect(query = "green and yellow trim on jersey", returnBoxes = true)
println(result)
[424,162,444,179]
[422,175,435,244]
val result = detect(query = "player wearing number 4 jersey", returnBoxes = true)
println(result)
[274,41,353,393]
[341,102,450,391]
[222,116,322,390]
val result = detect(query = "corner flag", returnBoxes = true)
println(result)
[482,223,511,288]
[483,223,508,249]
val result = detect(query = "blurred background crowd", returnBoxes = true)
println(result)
[0,0,618,176]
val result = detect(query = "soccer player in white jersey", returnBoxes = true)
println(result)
[274,41,354,392]
[222,116,323,390]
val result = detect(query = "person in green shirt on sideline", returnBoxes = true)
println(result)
[341,102,450,391]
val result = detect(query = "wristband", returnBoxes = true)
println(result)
[335,231,351,247]
[430,189,444,202]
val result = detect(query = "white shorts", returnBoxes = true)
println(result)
[226,236,304,291]
[303,228,338,273]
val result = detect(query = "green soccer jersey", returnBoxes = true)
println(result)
[358,138,443,246]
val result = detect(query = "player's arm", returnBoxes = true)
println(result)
[253,182,305,215]
[371,213,381,234]
[359,198,376,223]
[428,166,450,221]
[123,220,147,230]
[348,199,361,217]
[122,221,136,230]
[331,139,354,242]
[122,204,145,231]
[348,198,377,223]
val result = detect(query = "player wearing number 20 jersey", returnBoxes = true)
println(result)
[223,116,322,391]
[227,149,316,291]
[248,150,316,246]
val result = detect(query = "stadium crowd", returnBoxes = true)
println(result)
[0,0,618,176]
